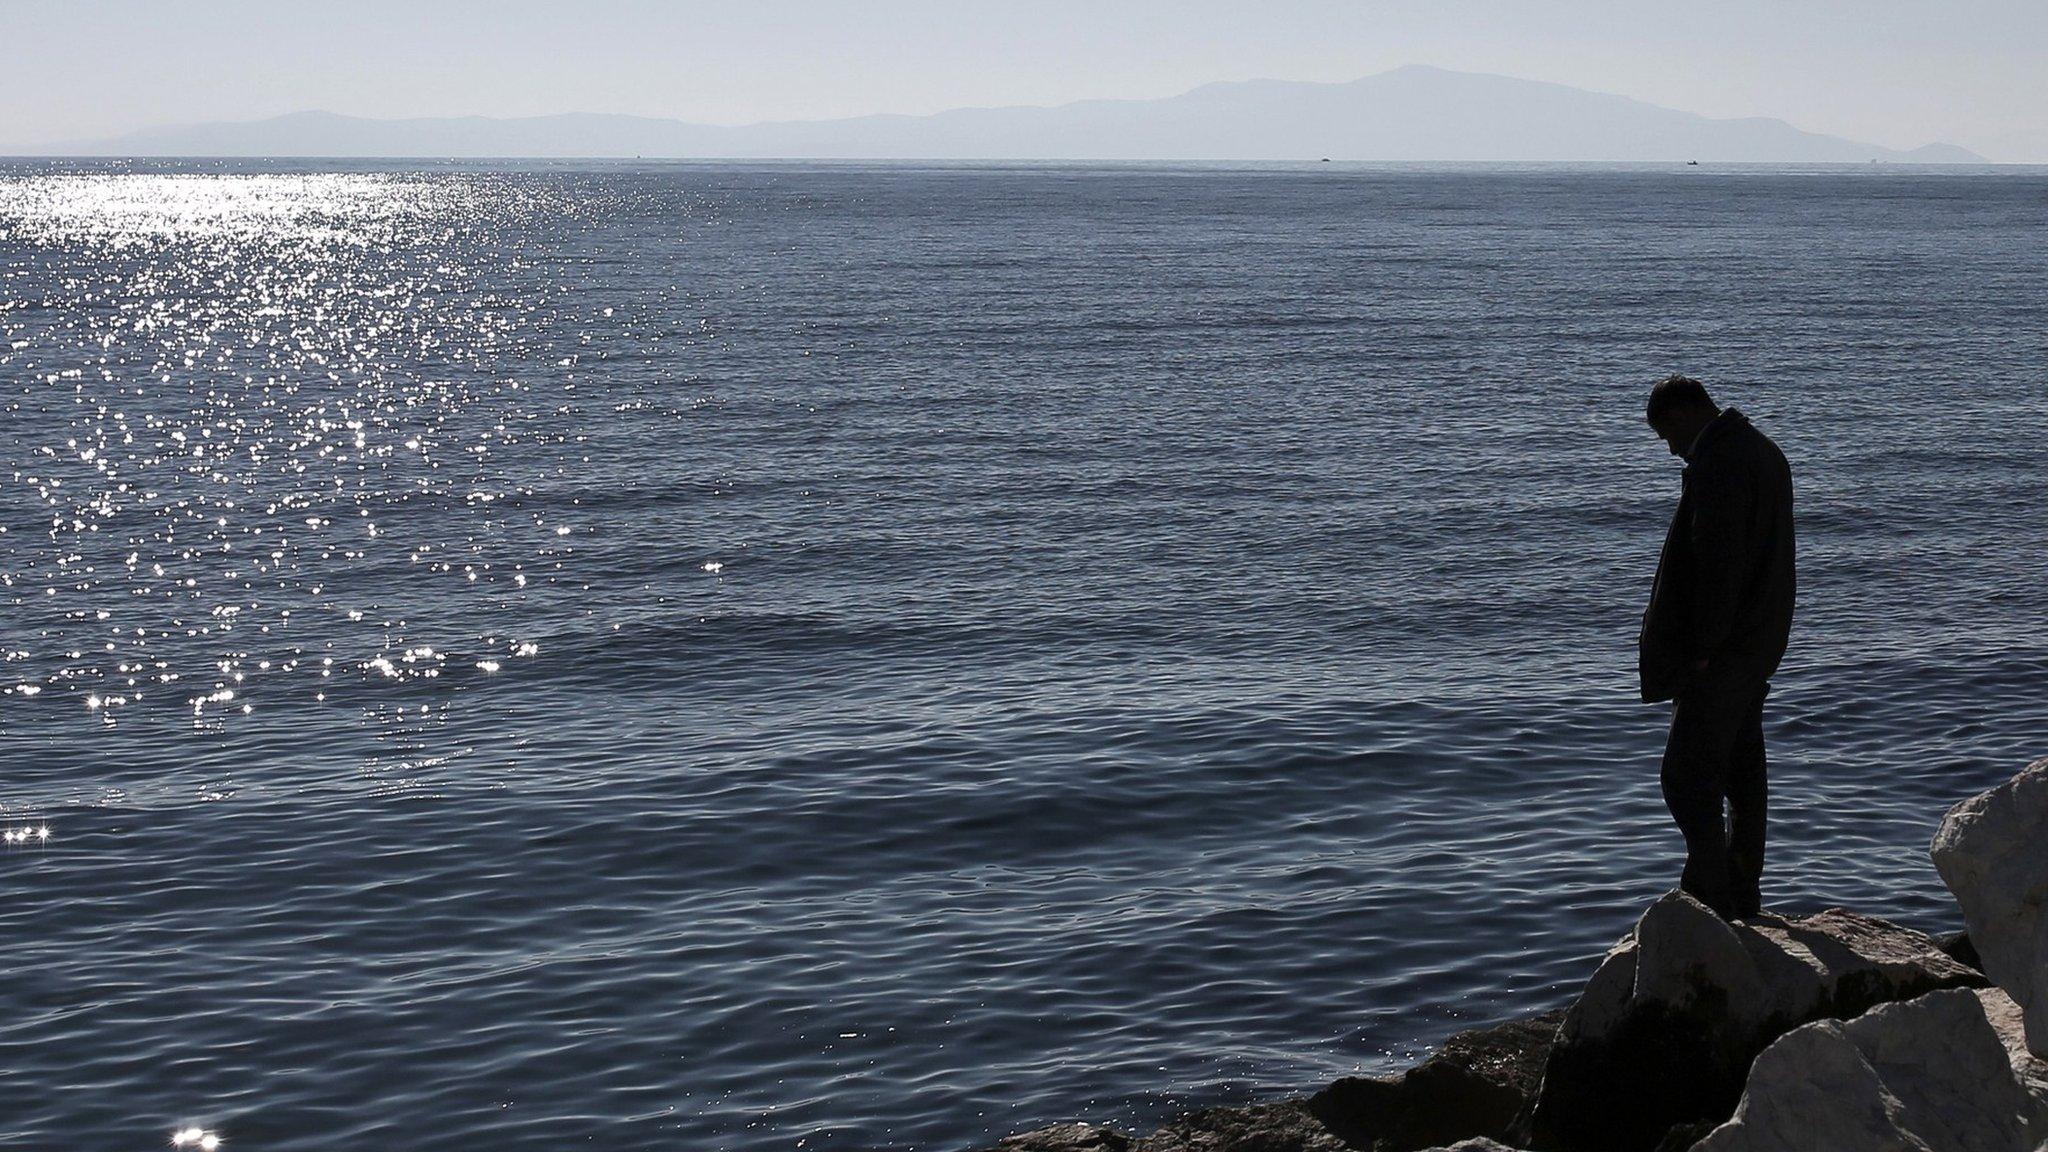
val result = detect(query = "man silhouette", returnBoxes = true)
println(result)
[1639,376,1795,920]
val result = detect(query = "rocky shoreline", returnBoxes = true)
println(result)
[978,758,2048,1152]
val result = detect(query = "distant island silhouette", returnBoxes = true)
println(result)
[18,65,1989,163]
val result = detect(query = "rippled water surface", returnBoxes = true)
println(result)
[2,160,2045,1150]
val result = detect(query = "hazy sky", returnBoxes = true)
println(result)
[5,0,2045,160]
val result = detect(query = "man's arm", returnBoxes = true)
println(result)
[1686,458,1754,664]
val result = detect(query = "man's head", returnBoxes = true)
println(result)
[1646,375,1720,458]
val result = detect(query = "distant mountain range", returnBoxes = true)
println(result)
[20,66,1988,163]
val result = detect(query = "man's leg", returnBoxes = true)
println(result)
[1725,685,1769,919]
[1660,681,1748,919]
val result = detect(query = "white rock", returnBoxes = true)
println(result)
[1527,892,1983,1150]
[1692,988,2040,1152]
[1557,933,1640,1042]
[1932,758,2048,1058]
[1977,987,2048,1133]
[1555,895,1975,1050]
[1628,892,1784,1030]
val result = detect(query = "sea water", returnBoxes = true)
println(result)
[2,159,2045,1150]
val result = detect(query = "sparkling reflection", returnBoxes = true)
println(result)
[170,1127,221,1151]
[2,824,52,846]
[0,168,583,727]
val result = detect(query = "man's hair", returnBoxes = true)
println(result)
[1646,375,1717,421]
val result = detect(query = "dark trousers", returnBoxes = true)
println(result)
[1660,675,1769,920]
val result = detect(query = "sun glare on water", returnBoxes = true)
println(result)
[0,169,582,728]
[0,173,452,245]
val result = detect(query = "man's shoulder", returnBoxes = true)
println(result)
[1735,417,1790,470]
[1690,418,1787,492]
[1709,424,1792,499]
[1705,411,1784,462]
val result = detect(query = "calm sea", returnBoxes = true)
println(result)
[2,160,2045,1151]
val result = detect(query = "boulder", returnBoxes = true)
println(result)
[1938,929,1985,973]
[1689,988,2042,1151]
[1520,892,1984,1152]
[1975,987,2048,1132]
[977,1101,1352,1152]
[1646,1123,1717,1152]
[981,1007,1563,1152]
[1931,758,2048,1057]
[985,1122,1134,1151]
[1128,1100,1348,1152]
[1305,1009,1564,1151]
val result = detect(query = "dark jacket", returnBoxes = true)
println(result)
[1639,408,1796,703]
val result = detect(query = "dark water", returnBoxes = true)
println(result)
[2,160,2044,1151]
